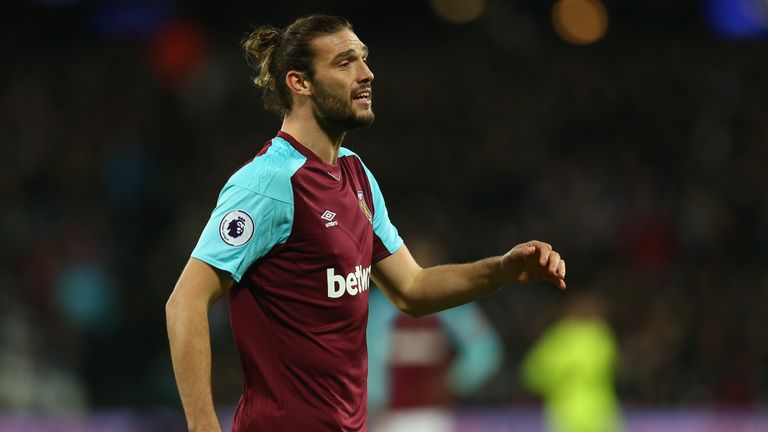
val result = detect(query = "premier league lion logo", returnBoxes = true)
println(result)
[227,217,246,238]
[220,210,254,246]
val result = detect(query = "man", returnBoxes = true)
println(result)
[166,15,566,432]
[521,293,621,432]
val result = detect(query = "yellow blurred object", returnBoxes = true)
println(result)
[521,294,622,432]
[552,0,609,45]
[431,0,486,24]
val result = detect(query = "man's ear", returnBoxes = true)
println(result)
[286,70,312,97]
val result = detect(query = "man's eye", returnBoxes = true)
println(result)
[339,62,350,68]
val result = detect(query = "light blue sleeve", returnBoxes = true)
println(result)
[366,288,399,413]
[191,184,293,282]
[439,304,504,396]
[346,149,402,255]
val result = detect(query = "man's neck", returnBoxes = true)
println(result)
[280,108,345,165]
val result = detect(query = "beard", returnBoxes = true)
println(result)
[310,80,374,134]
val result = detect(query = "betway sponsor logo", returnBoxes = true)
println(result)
[327,265,371,298]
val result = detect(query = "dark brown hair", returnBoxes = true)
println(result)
[242,15,353,114]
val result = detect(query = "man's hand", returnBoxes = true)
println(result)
[500,241,566,290]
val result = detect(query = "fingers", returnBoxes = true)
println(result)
[545,251,566,290]
[517,242,538,257]
[554,259,566,290]
[556,278,567,290]
[532,241,560,274]
[508,240,566,290]
[533,241,566,290]
[547,251,560,275]
[533,241,552,266]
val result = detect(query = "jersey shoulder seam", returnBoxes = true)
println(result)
[227,138,307,203]
[223,183,295,206]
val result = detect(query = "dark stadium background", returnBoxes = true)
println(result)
[1,0,767,430]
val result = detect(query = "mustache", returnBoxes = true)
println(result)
[352,85,372,94]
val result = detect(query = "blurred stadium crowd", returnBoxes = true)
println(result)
[1,0,767,419]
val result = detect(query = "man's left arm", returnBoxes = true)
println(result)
[372,240,566,317]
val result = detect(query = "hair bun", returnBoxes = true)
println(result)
[242,26,281,88]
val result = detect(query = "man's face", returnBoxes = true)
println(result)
[308,29,374,130]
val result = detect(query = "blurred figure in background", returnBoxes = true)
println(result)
[368,238,504,432]
[521,293,621,432]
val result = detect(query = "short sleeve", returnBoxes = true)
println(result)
[361,163,403,261]
[191,184,293,282]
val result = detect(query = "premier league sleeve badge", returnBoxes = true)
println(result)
[219,210,255,246]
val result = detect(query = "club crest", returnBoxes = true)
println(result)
[357,190,372,223]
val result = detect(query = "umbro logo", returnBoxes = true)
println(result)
[321,210,338,227]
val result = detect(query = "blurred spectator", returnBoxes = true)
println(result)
[368,238,504,432]
[521,293,621,432]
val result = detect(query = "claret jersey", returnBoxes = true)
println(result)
[191,131,402,431]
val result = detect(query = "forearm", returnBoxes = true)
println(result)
[402,256,506,316]
[166,297,221,432]
[374,241,565,317]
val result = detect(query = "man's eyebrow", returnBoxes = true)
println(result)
[331,45,369,63]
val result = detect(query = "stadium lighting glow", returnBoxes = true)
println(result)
[552,0,609,45]
[430,0,486,24]
[704,0,768,38]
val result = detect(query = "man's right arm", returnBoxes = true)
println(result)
[166,258,233,432]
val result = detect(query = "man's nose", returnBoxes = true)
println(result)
[359,61,374,83]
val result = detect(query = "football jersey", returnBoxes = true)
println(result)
[191,131,402,431]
